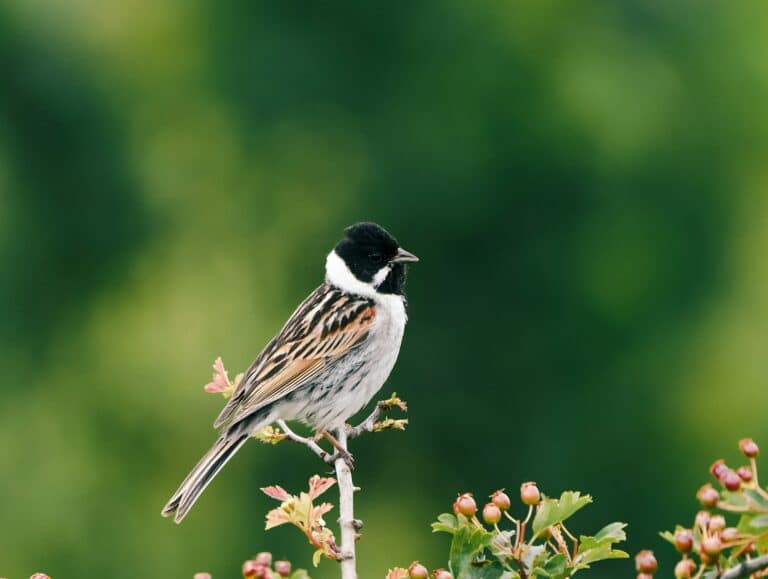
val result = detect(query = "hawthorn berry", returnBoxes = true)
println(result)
[674,559,696,579]
[408,561,429,579]
[30,575,50,579]
[739,438,759,458]
[674,529,693,553]
[454,494,477,517]
[193,574,212,579]
[242,560,260,577]
[491,490,511,511]
[483,502,502,525]
[635,550,658,574]
[701,535,722,556]
[520,482,541,506]
[722,470,741,491]
[737,465,753,482]
[695,511,711,528]
[696,484,719,507]
[274,560,292,577]
[433,570,453,579]
[721,527,739,542]
[708,514,725,532]
[710,460,728,479]
[637,574,654,579]
[255,552,273,566]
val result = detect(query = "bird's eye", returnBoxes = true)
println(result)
[369,253,384,264]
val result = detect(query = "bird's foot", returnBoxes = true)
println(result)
[330,447,355,470]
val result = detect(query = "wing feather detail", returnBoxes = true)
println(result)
[213,284,376,428]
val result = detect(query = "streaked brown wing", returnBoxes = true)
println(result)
[213,284,376,428]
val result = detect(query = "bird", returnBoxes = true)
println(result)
[162,222,418,523]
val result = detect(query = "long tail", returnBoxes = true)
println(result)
[161,433,249,524]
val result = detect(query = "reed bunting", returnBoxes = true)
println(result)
[162,222,418,523]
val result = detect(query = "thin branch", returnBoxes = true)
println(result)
[276,420,334,464]
[719,553,768,579]
[347,394,407,438]
[334,428,358,579]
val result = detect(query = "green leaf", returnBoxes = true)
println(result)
[532,491,593,535]
[593,522,627,543]
[449,525,494,578]
[531,553,568,578]
[460,561,507,578]
[432,513,459,535]
[743,489,768,510]
[521,544,547,575]
[289,571,312,579]
[312,549,323,567]
[749,514,768,529]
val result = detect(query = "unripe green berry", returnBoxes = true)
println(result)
[491,490,511,511]
[454,494,477,517]
[520,482,541,506]
[635,550,658,574]
[408,562,429,579]
[701,536,722,556]
[696,484,719,507]
[482,502,502,525]
[674,529,693,553]
[740,438,759,458]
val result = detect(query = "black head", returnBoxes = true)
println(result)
[331,222,418,295]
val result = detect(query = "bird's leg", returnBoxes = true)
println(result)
[320,430,355,469]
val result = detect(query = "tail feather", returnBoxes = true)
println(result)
[161,434,248,524]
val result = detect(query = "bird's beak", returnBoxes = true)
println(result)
[392,247,419,263]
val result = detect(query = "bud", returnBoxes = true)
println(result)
[695,511,711,528]
[701,536,722,556]
[722,527,739,542]
[454,494,477,517]
[696,484,719,507]
[274,561,291,577]
[635,550,658,574]
[674,559,696,579]
[740,438,759,458]
[491,490,511,511]
[408,562,429,579]
[674,529,693,553]
[708,514,726,532]
[255,552,272,566]
[710,460,728,479]
[433,570,453,579]
[737,466,753,482]
[722,470,741,491]
[520,482,541,506]
[482,502,502,525]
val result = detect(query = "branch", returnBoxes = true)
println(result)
[334,428,358,579]
[347,393,408,438]
[275,420,334,464]
[720,554,768,579]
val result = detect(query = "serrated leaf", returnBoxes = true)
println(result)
[521,544,547,574]
[531,553,568,578]
[432,513,459,535]
[593,522,626,543]
[532,491,593,535]
[449,525,494,578]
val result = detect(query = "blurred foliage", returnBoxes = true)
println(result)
[2,0,768,577]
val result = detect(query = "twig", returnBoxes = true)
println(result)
[276,420,334,464]
[334,427,358,579]
[347,394,407,438]
[719,553,768,579]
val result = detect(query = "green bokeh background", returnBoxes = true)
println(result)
[2,1,768,577]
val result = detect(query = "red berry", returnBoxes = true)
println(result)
[674,529,693,553]
[255,552,272,566]
[408,562,429,579]
[710,460,728,479]
[722,470,741,491]
[737,466,753,482]
[520,482,541,506]
[482,502,502,525]
[702,536,722,556]
[740,438,759,458]
[635,550,658,574]
[433,570,453,579]
[674,559,696,578]
[722,527,739,541]
[696,484,719,507]
[491,490,511,511]
[709,514,726,532]
[242,560,261,577]
[454,493,477,517]
[274,561,291,577]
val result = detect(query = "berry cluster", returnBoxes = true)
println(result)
[644,437,768,578]
[389,481,627,578]
[241,552,294,578]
